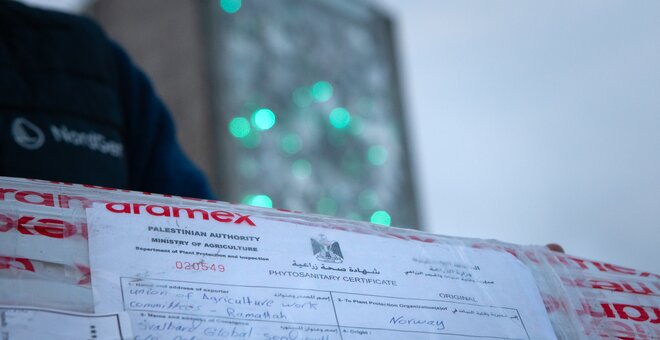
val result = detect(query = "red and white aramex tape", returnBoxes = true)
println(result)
[0,176,657,339]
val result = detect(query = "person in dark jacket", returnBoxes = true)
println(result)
[0,1,215,199]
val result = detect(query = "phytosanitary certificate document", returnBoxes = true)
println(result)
[87,203,557,340]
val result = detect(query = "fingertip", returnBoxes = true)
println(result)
[546,243,565,253]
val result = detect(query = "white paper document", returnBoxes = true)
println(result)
[87,203,556,339]
[0,307,132,339]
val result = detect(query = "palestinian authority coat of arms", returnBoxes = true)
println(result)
[311,234,344,263]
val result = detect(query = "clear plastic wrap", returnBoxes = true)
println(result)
[0,176,657,339]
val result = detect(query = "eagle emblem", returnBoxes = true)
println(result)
[311,234,344,263]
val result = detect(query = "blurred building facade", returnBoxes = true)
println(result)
[91,0,420,229]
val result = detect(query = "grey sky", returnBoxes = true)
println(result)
[373,0,660,273]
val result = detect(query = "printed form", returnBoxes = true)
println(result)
[0,307,132,340]
[87,204,557,340]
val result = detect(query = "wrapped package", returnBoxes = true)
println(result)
[0,176,657,339]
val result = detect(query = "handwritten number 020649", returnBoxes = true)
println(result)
[175,261,225,272]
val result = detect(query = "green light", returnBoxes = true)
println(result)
[291,159,312,179]
[252,108,276,130]
[240,131,260,148]
[367,146,388,166]
[311,81,333,102]
[281,134,302,154]
[329,107,351,129]
[316,197,338,215]
[293,87,313,107]
[251,195,272,208]
[242,194,272,208]
[370,210,391,226]
[228,117,250,138]
[220,0,241,13]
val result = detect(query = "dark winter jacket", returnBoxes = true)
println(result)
[0,1,215,199]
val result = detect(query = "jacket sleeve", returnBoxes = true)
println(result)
[110,41,216,199]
